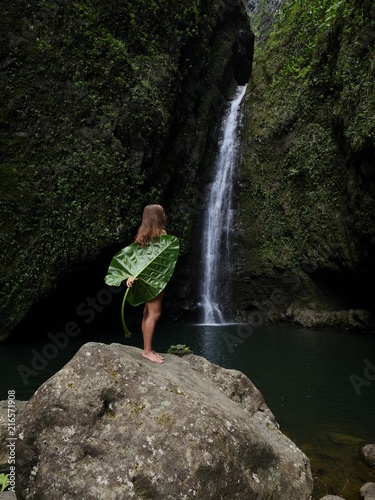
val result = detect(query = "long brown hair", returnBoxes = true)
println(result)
[135,204,166,246]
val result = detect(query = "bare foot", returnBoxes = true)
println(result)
[142,351,164,364]
[153,350,164,361]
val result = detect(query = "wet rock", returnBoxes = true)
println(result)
[360,444,375,468]
[16,342,313,499]
[286,307,374,331]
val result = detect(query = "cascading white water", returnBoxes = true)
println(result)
[201,85,247,324]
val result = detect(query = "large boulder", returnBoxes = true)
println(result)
[15,343,313,499]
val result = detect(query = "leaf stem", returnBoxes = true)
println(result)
[121,287,131,337]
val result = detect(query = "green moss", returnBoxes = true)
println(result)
[154,412,177,427]
[0,0,250,339]
[132,475,153,499]
[167,344,193,356]
[130,399,146,418]
[235,0,375,315]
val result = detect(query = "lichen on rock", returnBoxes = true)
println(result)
[15,342,313,499]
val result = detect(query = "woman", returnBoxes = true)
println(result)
[126,204,167,364]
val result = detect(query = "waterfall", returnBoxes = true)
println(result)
[201,85,247,324]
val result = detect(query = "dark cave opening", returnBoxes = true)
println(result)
[9,248,134,344]
[8,239,182,345]
[309,266,375,312]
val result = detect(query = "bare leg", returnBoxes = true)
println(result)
[141,290,165,363]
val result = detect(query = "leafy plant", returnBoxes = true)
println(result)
[167,344,193,356]
[104,235,179,336]
[0,473,9,492]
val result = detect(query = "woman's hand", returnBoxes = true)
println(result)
[126,276,138,288]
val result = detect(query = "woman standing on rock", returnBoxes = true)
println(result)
[126,204,167,364]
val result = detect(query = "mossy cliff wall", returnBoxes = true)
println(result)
[233,0,375,330]
[0,0,253,341]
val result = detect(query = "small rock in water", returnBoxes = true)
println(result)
[360,481,375,498]
[360,444,375,467]
[319,496,345,500]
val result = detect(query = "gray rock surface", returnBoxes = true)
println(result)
[0,400,28,468]
[15,342,313,499]
[361,482,375,498]
[0,492,17,499]
[286,307,374,331]
[319,496,344,500]
[361,444,375,468]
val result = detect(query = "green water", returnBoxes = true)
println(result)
[2,323,375,499]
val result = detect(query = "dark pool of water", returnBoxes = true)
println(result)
[2,323,375,499]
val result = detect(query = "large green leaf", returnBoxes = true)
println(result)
[104,235,179,336]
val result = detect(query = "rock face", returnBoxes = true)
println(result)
[16,343,313,499]
[0,0,254,341]
[246,0,288,48]
[231,0,375,329]
[286,308,374,331]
